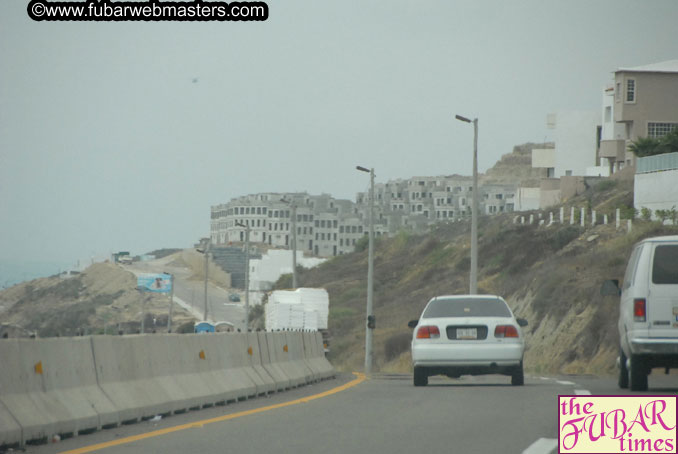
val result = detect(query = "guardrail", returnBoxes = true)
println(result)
[637,152,678,174]
[0,331,334,447]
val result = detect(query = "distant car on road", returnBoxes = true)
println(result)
[603,235,678,391]
[408,295,527,387]
[229,293,241,302]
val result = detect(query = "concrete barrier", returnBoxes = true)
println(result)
[91,335,176,422]
[267,332,306,387]
[196,334,256,402]
[0,337,118,444]
[256,331,290,391]
[0,400,21,447]
[245,332,276,395]
[0,332,333,447]
[303,332,335,380]
[285,332,315,383]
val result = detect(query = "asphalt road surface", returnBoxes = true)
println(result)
[128,257,247,330]
[19,372,678,454]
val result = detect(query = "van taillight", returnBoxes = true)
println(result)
[634,298,646,322]
[494,325,519,338]
[416,326,440,339]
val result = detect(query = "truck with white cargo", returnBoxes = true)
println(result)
[265,288,331,352]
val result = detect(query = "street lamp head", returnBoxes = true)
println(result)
[455,114,472,123]
[356,165,370,173]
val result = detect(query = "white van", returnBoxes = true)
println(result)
[604,235,678,391]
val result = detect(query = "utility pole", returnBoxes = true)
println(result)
[356,165,375,375]
[167,272,174,333]
[281,197,298,288]
[203,238,211,321]
[291,202,297,288]
[236,221,251,331]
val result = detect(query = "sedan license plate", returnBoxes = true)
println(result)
[456,328,477,340]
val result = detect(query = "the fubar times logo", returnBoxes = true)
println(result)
[559,395,677,453]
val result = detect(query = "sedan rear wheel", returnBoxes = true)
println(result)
[511,362,524,386]
[413,367,428,387]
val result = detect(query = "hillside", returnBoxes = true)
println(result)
[482,142,552,186]
[275,178,678,375]
[0,262,196,337]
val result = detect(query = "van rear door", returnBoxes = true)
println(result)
[648,243,678,338]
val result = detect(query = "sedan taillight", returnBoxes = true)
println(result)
[494,325,519,338]
[634,298,646,322]
[416,325,440,339]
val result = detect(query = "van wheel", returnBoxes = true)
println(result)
[413,367,428,387]
[618,349,629,389]
[629,355,648,391]
[511,362,524,386]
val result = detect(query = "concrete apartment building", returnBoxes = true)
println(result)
[599,60,678,172]
[211,176,519,258]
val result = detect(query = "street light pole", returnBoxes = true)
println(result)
[203,238,211,321]
[455,114,479,295]
[236,221,251,331]
[166,272,174,333]
[356,165,374,375]
[281,198,298,288]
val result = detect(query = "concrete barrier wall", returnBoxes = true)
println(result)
[0,332,333,447]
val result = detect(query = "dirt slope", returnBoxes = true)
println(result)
[0,261,196,337]
[278,182,678,375]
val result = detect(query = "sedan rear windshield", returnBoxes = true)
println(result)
[422,298,512,318]
[653,245,678,284]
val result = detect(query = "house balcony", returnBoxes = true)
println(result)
[599,139,626,161]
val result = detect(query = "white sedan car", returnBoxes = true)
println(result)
[409,295,527,386]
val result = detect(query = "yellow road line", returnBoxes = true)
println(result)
[61,373,366,454]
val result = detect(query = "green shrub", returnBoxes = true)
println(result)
[596,180,617,192]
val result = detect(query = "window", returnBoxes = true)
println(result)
[616,82,621,102]
[423,297,511,318]
[623,246,642,290]
[605,106,612,123]
[648,122,678,139]
[625,78,636,103]
[652,245,678,284]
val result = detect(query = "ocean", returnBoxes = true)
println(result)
[0,259,77,290]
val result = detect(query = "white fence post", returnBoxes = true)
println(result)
[580,208,586,227]
[560,207,564,223]
[603,214,608,225]
[616,208,621,229]
[592,210,596,226]
[627,219,632,233]
[570,207,575,225]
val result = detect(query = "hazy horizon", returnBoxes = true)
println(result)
[2,0,677,265]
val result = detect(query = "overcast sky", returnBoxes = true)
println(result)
[1,0,677,266]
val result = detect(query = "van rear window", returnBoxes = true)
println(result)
[652,245,678,284]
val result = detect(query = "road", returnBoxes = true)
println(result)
[21,372,678,454]
[127,256,247,330]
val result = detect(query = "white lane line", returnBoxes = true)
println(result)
[575,389,592,395]
[522,438,557,454]
[556,380,575,386]
[539,377,550,380]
